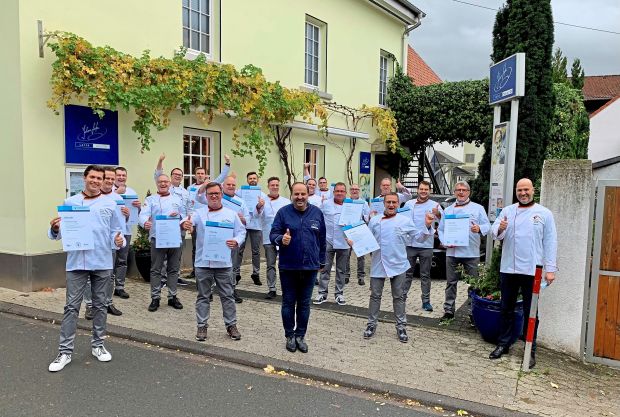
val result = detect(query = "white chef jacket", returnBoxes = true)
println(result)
[403,198,443,248]
[186,163,231,212]
[49,193,126,271]
[138,193,186,241]
[191,205,246,268]
[439,201,490,258]
[367,213,432,278]
[308,194,323,208]
[321,199,349,249]
[259,195,291,244]
[492,203,558,276]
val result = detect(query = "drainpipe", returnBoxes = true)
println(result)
[402,17,422,74]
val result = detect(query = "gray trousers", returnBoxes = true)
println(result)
[195,267,237,327]
[85,251,117,307]
[238,229,262,276]
[444,256,479,314]
[231,247,241,282]
[318,243,350,296]
[264,244,278,291]
[114,234,131,290]
[345,250,366,279]
[59,270,110,354]
[367,273,407,330]
[150,239,181,300]
[402,246,433,304]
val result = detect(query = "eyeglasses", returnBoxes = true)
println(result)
[207,192,221,196]
[455,188,470,193]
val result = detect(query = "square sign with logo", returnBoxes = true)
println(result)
[359,151,371,174]
[64,104,119,165]
[489,53,525,105]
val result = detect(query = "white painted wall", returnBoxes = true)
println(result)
[593,162,620,180]
[538,159,592,357]
[588,98,620,164]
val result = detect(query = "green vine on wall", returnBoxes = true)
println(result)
[46,32,400,175]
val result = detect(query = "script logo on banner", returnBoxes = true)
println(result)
[489,53,525,105]
[488,122,508,221]
[65,104,119,165]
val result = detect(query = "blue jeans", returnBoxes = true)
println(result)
[279,269,317,338]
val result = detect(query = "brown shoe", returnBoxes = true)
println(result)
[195,326,207,342]
[226,324,241,340]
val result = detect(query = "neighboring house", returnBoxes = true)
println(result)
[1,0,425,291]
[588,95,620,180]
[582,75,620,115]
[406,45,442,86]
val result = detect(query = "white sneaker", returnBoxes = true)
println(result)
[91,346,112,362]
[48,353,72,372]
[313,294,327,305]
[335,294,346,306]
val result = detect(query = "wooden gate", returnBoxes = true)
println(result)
[586,181,620,366]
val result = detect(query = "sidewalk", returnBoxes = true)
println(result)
[0,263,618,417]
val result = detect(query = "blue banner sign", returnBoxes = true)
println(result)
[489,53,525,105]
[64,104,119,165]
[359,151,371,174]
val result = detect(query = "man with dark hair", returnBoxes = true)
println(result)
[374,177,411,207]
[182,182,245,342]
[315,182,350,305]
[47,165,126,372]
[317,177,332,200]
[303,163,327,205]
[236,171,265,286]
[258,176,290,299]
[270,182,326,353]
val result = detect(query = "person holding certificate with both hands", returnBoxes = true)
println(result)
[48,165,126,372]
[181,182,246,342]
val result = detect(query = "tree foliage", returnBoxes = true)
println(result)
[546,83,589,159]
[551,47,568,84]
[570,58,585,90]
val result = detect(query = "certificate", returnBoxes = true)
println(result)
[58,206,95,252]
[339,199,364,225]
[240,185,261,212]
[121,194,139,226]
[155,215,182,248]
[222,194,243,213]
[204,221,234,261]
[342,221,380,257]
[187,186,198,203]
[370,197,384,214]
[443,214,470,246]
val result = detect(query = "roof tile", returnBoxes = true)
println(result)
[407,46,442,86]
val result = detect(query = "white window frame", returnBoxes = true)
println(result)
[304,144,325,179]
[304,20,321,88]
[465,153,476,164]
[379,52,390,106]
[182,0,212,59]
[65,166,86,198]
[183,127,217,188]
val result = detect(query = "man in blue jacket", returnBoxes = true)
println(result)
[270,182,326,353]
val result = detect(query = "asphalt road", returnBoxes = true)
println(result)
[0,313,440,417]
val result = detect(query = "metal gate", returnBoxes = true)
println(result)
[585,180,620,366]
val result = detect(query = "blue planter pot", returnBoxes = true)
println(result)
[469,290,524,345]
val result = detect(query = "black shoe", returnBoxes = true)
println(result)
[114,289,130,299]
[286,337,297,352]
[314,279,319,286]
[209,293,213,301]
[397,328,409,343]
[84,305,94,320]
[295,336,308,353]
[251,274,262,286]
[168,296,183,309]
[188,270,196,279]
[345,277,350,284]
[489,345,509,359]
[234,290,243,304]
[148,299,160,312]
[439,312,455,324]
[264,290,276,299]
[363,324,376,339]
[528,352,536,369]
[358,279,365,286]
[177,278,190,286]
[107,304,123,316]
[235,274,241,284]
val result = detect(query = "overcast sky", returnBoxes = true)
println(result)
[408,0,620,81]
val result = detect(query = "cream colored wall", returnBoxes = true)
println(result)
[0,0,27,254]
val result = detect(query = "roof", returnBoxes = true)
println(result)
[590,95,620,118]
[453,166,475,176]
[434,150,462,165]
[583,75,620,101]
[592,155,620,170]
[407,46,442,86]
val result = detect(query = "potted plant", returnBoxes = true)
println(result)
[462,246,524,344]
[131,190,151,282]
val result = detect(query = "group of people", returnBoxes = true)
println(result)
[47,156,557,372]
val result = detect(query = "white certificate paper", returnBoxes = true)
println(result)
[443,214,470,246]
[240,185,261,212]
[204,221,234,261]
[121,194,139,226]
[222,194,243,213]
[58,206,95,252]
[339,199,364,225]
[343,221,380,257]
[155,215,182,248]
[370,198,384,214]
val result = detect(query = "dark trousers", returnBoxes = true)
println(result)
[497,273,538,349]
[279,269,317,338]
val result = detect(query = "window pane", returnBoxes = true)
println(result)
[183,135,190,153]
[183,0,189,7]
[306,23,312,38]
[313,57,318,71]
[184,156,190,174]
[183,29,190,48]
[201,0,209,13]
[201,34,209,53]
[200,14,208,33]
[191,0,199,10]
[314,26,319,41]
[191,11,199,30]
[191,31,199,49]
[192,156,201,172]
[183,8,189,27]
[191,135,201,154]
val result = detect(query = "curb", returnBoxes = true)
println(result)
[0,300,534,417]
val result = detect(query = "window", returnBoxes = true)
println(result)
[183,128,220,187]
[379,51,393,106]
[465,153,475,164]
[304,15,327,91]
[304,144,325,179]
[183,0,211,56]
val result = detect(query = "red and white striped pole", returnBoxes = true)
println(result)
[522,265,543,371]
